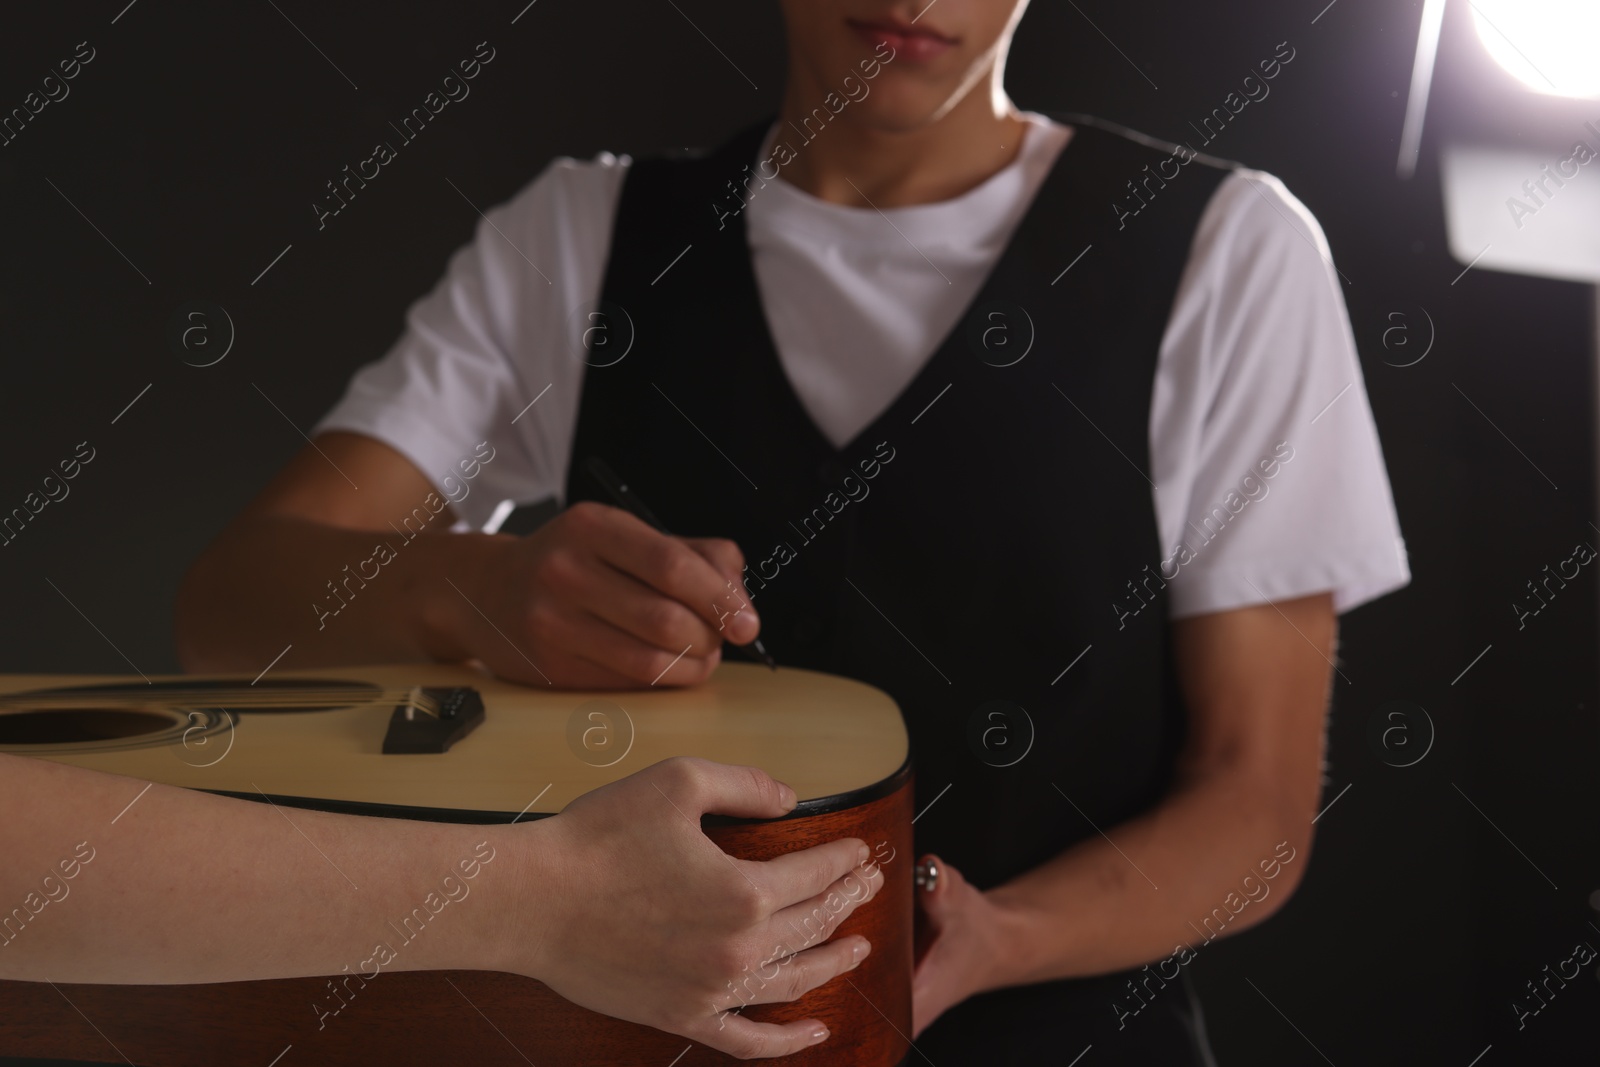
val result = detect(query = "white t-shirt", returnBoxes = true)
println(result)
[314,112,1410,618]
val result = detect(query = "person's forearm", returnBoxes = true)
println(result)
[175,515,508,672]
[983,764,1310,989]
[0,753,531,984]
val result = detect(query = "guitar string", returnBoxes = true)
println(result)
[0,688,441,708]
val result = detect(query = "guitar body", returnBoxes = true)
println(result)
[0,663,913,1067]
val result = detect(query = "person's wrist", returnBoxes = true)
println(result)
[408,530,516,662]
[458,817,561,979]
[979,885,1049,991]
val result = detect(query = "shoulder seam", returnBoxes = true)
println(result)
[1043,111,1248,172]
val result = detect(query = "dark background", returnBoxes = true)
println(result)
[1,0,1596,1063]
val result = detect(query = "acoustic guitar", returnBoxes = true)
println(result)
[0,662,913,1067]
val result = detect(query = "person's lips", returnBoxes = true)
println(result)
[847,16,958,64]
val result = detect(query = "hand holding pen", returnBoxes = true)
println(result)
[436,461,768,688]
[585,456,777,671]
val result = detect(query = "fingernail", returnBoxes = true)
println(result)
[852,938,871,964]
[778,783,797,810]
[810,1025,830,1044]
[857,843,871,864]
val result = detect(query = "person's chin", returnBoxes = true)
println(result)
[844,91,956,136]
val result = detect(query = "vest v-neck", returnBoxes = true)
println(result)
[716,118,1090,462]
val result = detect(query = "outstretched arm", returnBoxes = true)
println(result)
[1,753,882,1059]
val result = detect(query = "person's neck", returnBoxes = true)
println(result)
[774,81,1029,209]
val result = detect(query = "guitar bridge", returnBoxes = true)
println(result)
[381,686,485,754]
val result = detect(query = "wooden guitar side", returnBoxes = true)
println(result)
[0,775,914,1067]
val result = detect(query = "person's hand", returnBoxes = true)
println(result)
[455,501,761,687]
[910,854,1013,1037]
[506,758,884,1059]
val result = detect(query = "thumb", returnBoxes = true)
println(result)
[916,854,963,927]
[684,537,748,592]
[682,759,797,820]
[684,538,761,643]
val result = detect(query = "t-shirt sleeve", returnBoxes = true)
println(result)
[311,154,628,531]
[1150,168,1411,618]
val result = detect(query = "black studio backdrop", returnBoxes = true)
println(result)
[1,1,1597,1063]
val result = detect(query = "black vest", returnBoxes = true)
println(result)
[566,116,1233,1062]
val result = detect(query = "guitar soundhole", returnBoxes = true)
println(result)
[0,679,383,753]
[0,708,177,744]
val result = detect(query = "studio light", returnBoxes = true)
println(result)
[1468,0,1600,100]
[1398,0,1600,282]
